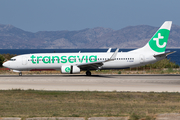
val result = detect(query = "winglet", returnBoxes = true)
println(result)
[110,48,119,59]
[107,48,111,53]
[105,48,119,62]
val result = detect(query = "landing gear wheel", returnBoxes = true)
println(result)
[19,72,22,76]
[86,71,91,76]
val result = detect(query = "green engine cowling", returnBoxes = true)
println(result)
[61,65,80,74]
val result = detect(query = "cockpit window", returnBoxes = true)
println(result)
[9,59,16,61]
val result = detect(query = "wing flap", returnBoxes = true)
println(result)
[78,62,103,70]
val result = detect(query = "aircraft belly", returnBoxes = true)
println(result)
[103,60,139,69]
[103,61,129,69]
[16,62,61,71]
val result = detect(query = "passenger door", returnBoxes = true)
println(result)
[22,57,27,65]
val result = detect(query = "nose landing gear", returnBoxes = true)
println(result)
[19,72,22,76]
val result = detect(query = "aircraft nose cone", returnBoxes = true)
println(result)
[3,62,8,68]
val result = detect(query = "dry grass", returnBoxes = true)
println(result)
[0,90,180,119]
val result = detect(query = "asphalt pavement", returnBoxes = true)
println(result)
[0,74,180,92]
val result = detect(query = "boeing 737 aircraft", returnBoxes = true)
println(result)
[3,21,175,76]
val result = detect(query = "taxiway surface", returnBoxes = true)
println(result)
[0,74,180,92]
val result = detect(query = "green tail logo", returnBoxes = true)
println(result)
[149,29,170,52]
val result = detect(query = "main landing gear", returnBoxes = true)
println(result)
[19,72,22,76]
[86,71,91,76]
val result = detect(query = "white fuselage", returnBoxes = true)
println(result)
[3,51,164,71]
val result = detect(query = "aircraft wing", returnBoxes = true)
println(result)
[77,48,119,70]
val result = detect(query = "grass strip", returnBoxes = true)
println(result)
[0,90,180,119]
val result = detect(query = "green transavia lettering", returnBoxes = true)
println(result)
[30,55,97,64]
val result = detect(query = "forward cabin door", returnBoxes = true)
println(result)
[22,57,27,65]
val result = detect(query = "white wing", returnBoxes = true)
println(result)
[77,48,119,70]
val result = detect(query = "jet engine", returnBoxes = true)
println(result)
[61,65,80,74]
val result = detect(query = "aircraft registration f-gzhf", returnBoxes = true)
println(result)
[3,21,175,76]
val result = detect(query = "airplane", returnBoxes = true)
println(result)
[3,21,175,76]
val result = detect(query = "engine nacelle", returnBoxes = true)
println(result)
[61,65,80,74]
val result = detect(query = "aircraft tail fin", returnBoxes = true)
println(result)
[132,21,172,54]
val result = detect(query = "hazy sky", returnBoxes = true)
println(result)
[0,0,179,32]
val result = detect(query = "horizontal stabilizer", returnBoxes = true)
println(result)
[154,51,176,57]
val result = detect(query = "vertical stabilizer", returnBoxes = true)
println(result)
[131,21,172,54]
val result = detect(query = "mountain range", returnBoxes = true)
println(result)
[0,23,180,49]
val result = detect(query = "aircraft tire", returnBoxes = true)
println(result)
[86,71,91,76]
[19,72,22,76]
